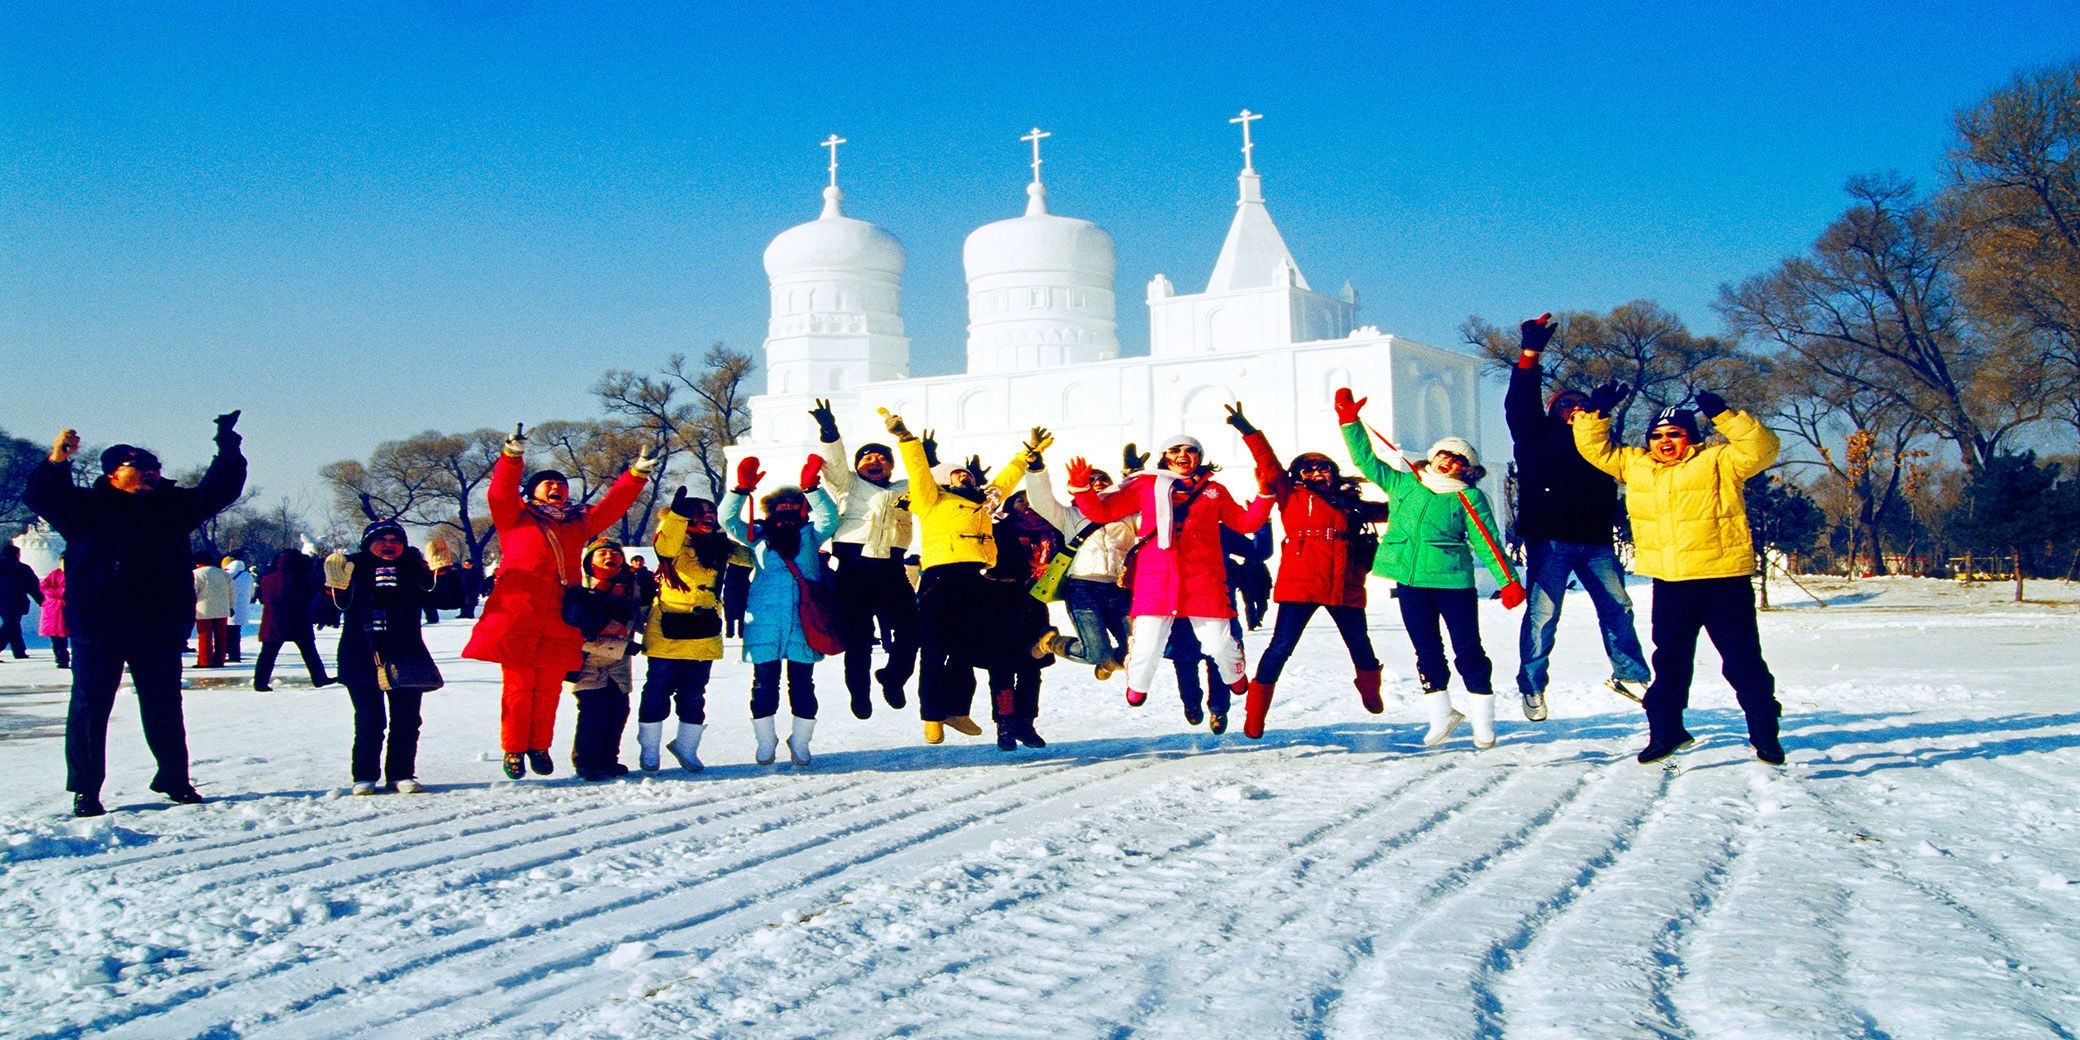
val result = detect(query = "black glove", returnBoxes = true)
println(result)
[964,455,990,483]
[1584,381,1629,417]
[921,431,939,467]
[808,398,840,443]
[1122,443,1149,474]
[1519,314,1556,354]
[670,486,699,518]
[1694,390,1728,418]
[1025,426,1052,471]
[1223,402,1257,437]
[213,409,242,449]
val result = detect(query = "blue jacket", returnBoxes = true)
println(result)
[721,486,838,664]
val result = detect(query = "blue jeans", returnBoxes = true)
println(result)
[1516,539,1650,696]
[1062,578,1130,667]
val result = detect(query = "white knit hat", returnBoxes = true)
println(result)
[1427,437,1481,469]
[1161,434,1204,454]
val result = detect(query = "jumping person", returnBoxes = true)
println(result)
[1506,313,1650,720]
[808,398,923,720]
[1573,392,1785,764]
[720,456,839,766]
[1337,389,1526,750]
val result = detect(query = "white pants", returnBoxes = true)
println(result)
[1126,615,1245,693]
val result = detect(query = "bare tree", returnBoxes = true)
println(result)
[1719,174,2048,475]
[320,429,506,569]
[1944,59,2080,449]
[1771,339,1933,575]
[595,342,757,502]
[531,418,666,545]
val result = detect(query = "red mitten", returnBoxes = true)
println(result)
[1333,387,1367,425]
[1065,456,1093,490]
[733,456,764,493]
[1499,581,1527,610]
[799,455,823,491]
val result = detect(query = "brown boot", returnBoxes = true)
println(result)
[1355,668,1384,714]
[1031,628,1073,660]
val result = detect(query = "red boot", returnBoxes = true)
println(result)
[1243,681,1275,739]
[1355,669,1384,714]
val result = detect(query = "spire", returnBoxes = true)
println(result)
[1021,127,1051,216]
[819,134,846,218]
[1206,110,1307,293]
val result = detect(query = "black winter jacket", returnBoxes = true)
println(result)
[1506,361,1621,546]
[23,449,247,634]
[329,547,462,688]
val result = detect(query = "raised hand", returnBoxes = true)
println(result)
[323,552,353,590]
[49,429,80,464]
[799,455,823,491]
[733,456,765,493]
[1066,456,1093,489]
[1333,388,1367,425]
[1025,426,1053,470]
[1694,390,1728,417]
[1121,443,1149,474]
[808,398,840,442]
[669,485,698,518]
[879,408,911,439]
[213,410,242,448]
[1519,313,1556,354]
[630,448,658,478]
[427,540,455,570]
[964,455,990,482]
[1223,402,1257,436]
[1584,381,1629,417]
[504,423,528,456]
[921,431,939,466]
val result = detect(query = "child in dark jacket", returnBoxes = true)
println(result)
[566,538,643,781]
[326,520,461,794]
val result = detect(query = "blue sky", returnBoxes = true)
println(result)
[3,0,2072,518]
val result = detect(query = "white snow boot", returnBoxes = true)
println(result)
[787,717,816,767]
[637,721,665,772]
[1422,689,1465,747]
[667,721,705,773]
[1467,692,1497,749]
[752,715,779,765]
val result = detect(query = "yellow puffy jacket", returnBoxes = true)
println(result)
[1572,409,1779,581]
[643,509,726,661]
[898,437,1031,571]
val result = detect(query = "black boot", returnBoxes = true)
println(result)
[1637,730,1695,764]
[73,793,105,818]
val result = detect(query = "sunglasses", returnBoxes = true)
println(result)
[1296,461,1333,472]
[1649,431,1688,441]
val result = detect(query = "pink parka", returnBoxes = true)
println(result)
[37,568,65,639]
[461,453,647,673]
[1073,470,1271,619]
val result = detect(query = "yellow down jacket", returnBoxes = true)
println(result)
[1572,409,1779,581]
[643,509,727,661]
[898,437,1031,571]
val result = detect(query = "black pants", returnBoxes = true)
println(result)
[1396,585,1491,693]
[750,659,816,719]
[254,634,330,687]
[50,635,69,668]
[1,614,26,658]
[1166,619,1244,715]
[347,684,424,784]
[1645,576,1778,742]
[1253,602,1380,685]
[916,564,988,722]
[67,624,191,796]
[986,665,1041,723]
[833,545,919,700]
[639,657,712,724]
[572,680,631,771]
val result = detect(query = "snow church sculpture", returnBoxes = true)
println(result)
[735,113,1489,504]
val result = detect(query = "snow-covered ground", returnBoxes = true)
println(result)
[3,576,2078,1039]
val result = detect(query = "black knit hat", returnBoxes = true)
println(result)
[100,444,160,475]
[360,518,407,551]
[522,469,570,499]
[853,442,894,465]
[1647,406,1700,444]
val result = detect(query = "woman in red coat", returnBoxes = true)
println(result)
[462,426,652,779]
[1230,404,1392,738]
[1068,423,1272,725]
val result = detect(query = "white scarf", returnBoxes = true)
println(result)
[1145,470,1189,549]
[1418,470,1470,495]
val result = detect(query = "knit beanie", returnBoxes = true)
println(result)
[100,445,160,475]
[522,469,570,499]
[1647,406,1700,444]
[853,442,894,466]
[1427,437,1481,470]
[359,518,407,551]
[1161,434,1203,455]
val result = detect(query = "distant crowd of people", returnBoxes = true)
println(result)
[19,315,1786,820]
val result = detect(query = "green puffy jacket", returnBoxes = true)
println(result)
[1341,422,1516,590]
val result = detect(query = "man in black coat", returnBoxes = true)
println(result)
[0,544,43,659]
[1506,315,1650,723]
[23,412,247,818]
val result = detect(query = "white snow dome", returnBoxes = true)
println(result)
[764,186,904,279]
[962,182,1120,373]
